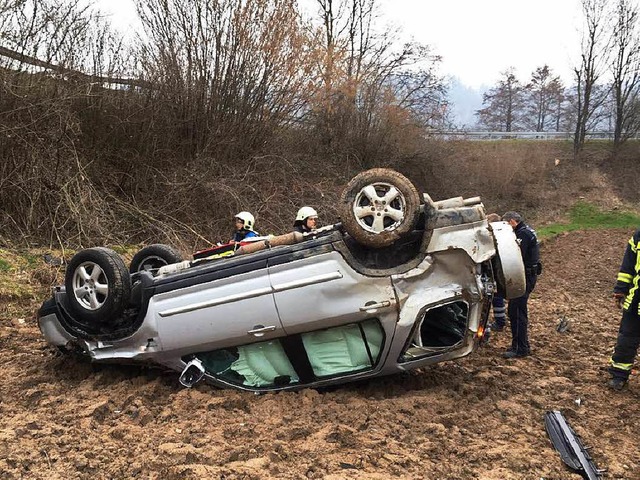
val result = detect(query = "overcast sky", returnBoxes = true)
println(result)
[380,0,585,88]
[100,0,589,89]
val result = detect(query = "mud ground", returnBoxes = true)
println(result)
[1,229,639,479]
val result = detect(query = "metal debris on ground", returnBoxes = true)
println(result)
[557,315,569,333]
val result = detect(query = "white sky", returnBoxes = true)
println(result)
[99,0,588,89]
[380,0,585,89]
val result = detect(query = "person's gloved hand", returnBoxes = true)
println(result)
[613,292,626,310]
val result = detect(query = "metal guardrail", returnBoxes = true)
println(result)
[430,131,639,140]
[0,45,150,89]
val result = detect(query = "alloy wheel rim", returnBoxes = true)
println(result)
[352,182,406,233]
[72,261,109,310]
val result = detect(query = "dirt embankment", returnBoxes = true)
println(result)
[1,229,639,479]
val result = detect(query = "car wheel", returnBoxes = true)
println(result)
[65,247,131,325]
[129,244,183,274]
[339,168,421,248]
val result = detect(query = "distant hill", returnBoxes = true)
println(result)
[446,77,486,128]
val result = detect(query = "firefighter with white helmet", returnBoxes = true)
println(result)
[293,207,318,234]
[232,211,259,242]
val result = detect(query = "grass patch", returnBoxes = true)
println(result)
[538,202,640,239]
[0,258,10,272]
[0,249,68,305]
[21,252,41,268]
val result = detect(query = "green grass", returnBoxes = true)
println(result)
[0,258,10,272]
[20,252,40,267]
[538,202,640,239]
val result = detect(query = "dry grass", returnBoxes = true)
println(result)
[403,140,640,226]
[1,138,638,250]
[0,248,65,322]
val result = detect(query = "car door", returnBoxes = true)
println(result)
[267,250,398,335]
[151,257,284,354]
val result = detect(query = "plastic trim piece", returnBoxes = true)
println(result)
[544,410,603,480]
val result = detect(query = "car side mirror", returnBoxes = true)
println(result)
[179,358,205,388]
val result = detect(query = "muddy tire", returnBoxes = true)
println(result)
[65,247,131,325]
[129,244,183,274]
[339,168,421,248]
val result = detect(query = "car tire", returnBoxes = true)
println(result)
[339,168,421,248]
[65,247,131,325]
[129,244,183,274]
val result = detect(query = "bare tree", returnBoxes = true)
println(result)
[610,0,640,149]
[549,81,570,132]
[309,0,446,163]
[314,0,378,89]
[523,65,565,132]
[476,68,524,132]
[574,0,610,155]
[391,47,448,129]
[134,0,311,160]
[0,0,132,245]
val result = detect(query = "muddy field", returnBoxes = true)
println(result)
[1,229,639,479]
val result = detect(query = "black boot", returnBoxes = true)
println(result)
[607,377,628,391]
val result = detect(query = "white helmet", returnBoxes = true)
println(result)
[235,211,255,231]
[295,206,318,222]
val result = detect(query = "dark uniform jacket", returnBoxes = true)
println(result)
[232,229,259,242]
[293,224,310,234]
[514,221,540,275]
[614,229,640,312]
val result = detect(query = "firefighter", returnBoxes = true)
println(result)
[608,228,640,390]
[293,206,318,234]
[502,211,540,358]
[232,211,259,242]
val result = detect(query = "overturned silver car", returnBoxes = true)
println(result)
[38,169,525,392]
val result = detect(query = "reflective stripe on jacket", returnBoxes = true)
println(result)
[614,229,640,312]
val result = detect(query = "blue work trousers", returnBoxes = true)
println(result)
[492,295,506,328]
[507,273,537,354]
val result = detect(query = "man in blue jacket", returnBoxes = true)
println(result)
[608,229,640,390]
[502,211,540,359]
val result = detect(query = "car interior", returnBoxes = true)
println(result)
[192,318,385,388]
